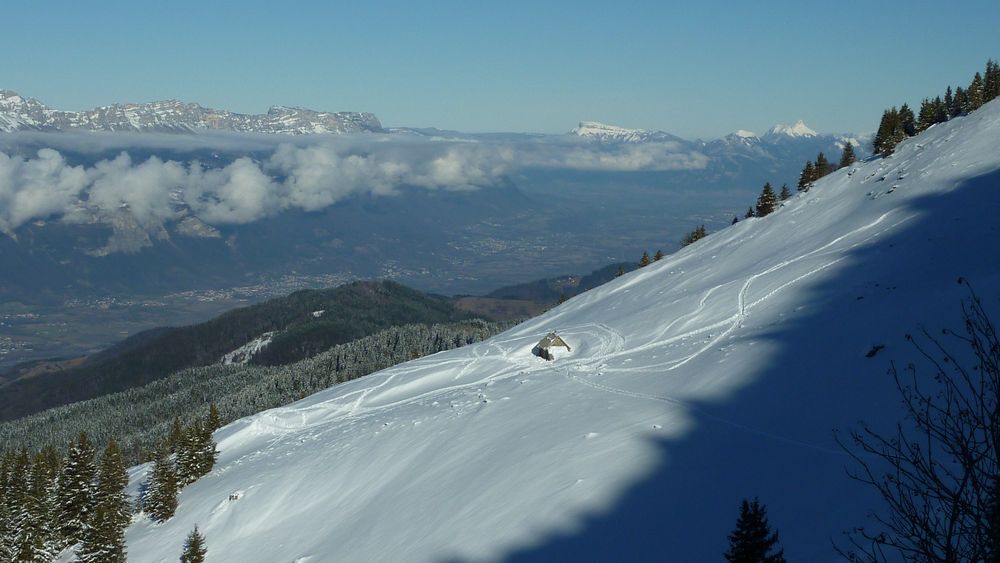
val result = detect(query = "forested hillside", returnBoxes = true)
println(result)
[0,319,511,465]
[0,281,477,421]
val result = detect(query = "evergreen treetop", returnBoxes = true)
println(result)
[638,251,651,268]
[968,71,985,111]
[778,184,791,201]
[180,525,207,563]
[898,103,917,136]
[755,183,778,217]
[797,161,815,191]
[839,142,857,168]
[985,59,1000,101]
[724,498,786,563]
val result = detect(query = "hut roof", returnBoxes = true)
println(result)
[537,332,571,351]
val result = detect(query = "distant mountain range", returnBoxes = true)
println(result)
[570,118,863,151]
[0,90,383,134]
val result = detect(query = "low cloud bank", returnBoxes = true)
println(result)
[0,132,707,232]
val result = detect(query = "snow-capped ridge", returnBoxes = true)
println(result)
[570,121,679,143]
[0,89,382,134]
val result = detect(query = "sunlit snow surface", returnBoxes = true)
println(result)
[125,101,1000,562]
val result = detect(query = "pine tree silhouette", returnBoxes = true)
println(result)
[778,184,791,201]
[755,183,777,217]
[839,142,856,168]
[797,161,814,192]
[723,498,786,563]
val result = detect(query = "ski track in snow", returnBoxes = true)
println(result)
[250,210,913,443]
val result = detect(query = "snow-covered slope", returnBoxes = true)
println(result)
[125,101,1000,561]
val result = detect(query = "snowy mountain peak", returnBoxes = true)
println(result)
[732,129,757,138]
[571,121,652,143]
[0,89,383,134]
[767,119,818,138]
[570,121,680,143]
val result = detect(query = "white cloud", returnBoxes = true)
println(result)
[0,131,710,232]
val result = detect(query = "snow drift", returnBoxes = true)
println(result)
[125,100,1000,562]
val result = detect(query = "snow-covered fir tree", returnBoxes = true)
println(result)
[180,525,207,563]
[56,432,97,548]
[80,440,129,562]
[145,447,178,523]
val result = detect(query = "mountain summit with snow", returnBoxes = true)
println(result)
[570,121,680,143]
[765,119,818,138]
[0,90,383,134]
[121,98,1000,561]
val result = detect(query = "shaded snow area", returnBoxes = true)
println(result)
[126,100,1000,562]
[219,332,276,365]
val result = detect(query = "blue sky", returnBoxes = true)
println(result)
[3,0,998,138]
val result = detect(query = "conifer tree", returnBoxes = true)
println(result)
[797,161,814,191]
[873,107,907,156]
[778,184,791,201]
[916,98,936,133]
[814,152,832,178]
[952,86,968,118]
[985,59,1000,102]
[1,450,30,561]
[872,108,891,155]
[615,265,625,277]
[207,402,222,433]
[638,251,651,267]
[969,71,985,111]
[839,142,857,168]
[744,206,755,219]
[167,417,184,454]
[932,96,948,124]
[653,249,664,261]
[898,103,917,137]
[944,86,954,113]
[80,440,129,562]
[681,226,707,247]
[755,183,777,217]
[57,432,97,547]
[23,449,60,563]
[724,498,786,563]
[80,504,125,563]
[732,215,739,225]
[145,447,178,523]
[180,525,207,563]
